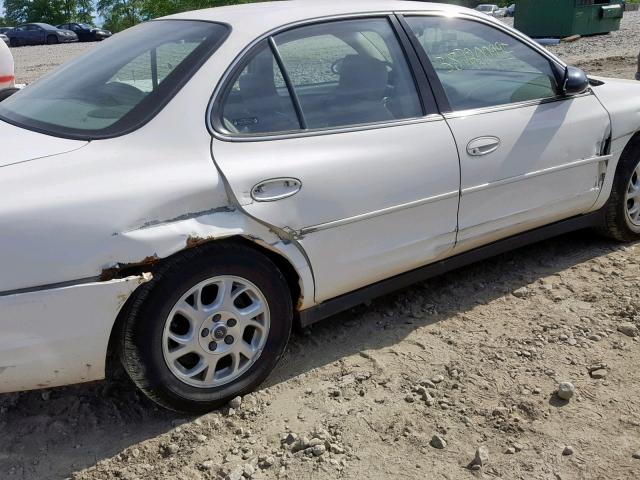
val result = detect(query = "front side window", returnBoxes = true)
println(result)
[405,16,559,111]
[218,17,422,136]
[0,20,229,139]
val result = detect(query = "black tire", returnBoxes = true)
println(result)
[9,37,18,48]
[120,242,293,413]
[601,135,640,242]
[0,88,20,102]
[46,35,58,45]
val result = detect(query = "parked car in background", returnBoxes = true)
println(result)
[475,4,502,16]
[6,23,78,47]
[0,34,9,46]
[0,37,17,101]
[1,1,640,413]
[506,3,516,16]
[57,23,112,42]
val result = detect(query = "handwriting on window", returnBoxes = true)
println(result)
[433,42,514,71]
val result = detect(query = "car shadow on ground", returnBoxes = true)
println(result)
[0,230,626,480]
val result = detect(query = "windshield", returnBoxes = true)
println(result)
[0,20,228,139]
[79,24,94,29]
[477,5,493,11]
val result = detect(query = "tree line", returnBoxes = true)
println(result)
[0,0,261,31]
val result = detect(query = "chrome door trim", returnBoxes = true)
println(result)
[461,154,612,195]
[443,92,593,119]
[298,190,459,235]
[213,114,445,142]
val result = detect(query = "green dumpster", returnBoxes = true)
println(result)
[514,0,624,38]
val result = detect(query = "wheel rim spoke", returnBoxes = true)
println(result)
[162,275,271,389]
[237,303,265,323]
[166,343,197,363]
[236,341,257,359]
[203,357,220,383]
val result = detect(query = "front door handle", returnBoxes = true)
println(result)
[467,136,501,156]
[251,177,302,202]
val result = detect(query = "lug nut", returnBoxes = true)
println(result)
[227,318,237,327]
[213,313,222,322]
[208,341,217,351]
[201,328,210,337]
[224,335,234,345]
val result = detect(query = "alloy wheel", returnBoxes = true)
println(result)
[162,275,270,388]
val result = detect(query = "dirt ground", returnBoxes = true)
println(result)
[3,12,640,480]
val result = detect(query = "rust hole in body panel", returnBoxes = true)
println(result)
[100,255,159,281]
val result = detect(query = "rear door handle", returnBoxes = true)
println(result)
[467,136,501,156]
[251,177,302,202]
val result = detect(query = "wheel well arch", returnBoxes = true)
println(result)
[623,130,640,156]
[105,235,303,375]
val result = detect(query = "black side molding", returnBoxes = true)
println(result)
[298,208,606,328]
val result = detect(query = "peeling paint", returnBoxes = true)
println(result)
[119,206,235,235]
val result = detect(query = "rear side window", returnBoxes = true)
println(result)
[0,20,229,140]
[217,18,423,136]
[405,16,559,111]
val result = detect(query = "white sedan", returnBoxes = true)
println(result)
[1,1,639,413]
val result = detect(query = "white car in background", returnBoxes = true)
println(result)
[0,33,9,46]
[0,37,16,101]
[1,1,640,413]
[475,4,502,17]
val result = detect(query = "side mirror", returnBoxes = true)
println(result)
[562,66,589,96]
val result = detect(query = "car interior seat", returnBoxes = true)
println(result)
[327,54,394,127]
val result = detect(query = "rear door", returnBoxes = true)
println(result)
[211,16,461,302]
[402,14,611,251]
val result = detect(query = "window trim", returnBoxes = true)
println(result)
[268,36,308,130]
[397,11,587,116]
[209,13,438,142]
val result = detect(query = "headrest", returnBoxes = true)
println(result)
[338,55,389,100]
[239,72,277,102]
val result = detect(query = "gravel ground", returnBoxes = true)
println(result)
[10,42,94,85]
[3,11,640,480]
[503,12,640,79]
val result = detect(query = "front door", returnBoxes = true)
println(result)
[211,17,461,302]
[403,15,611,250]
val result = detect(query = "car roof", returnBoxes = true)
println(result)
[165,1,473,29]
[26,23,55,29]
